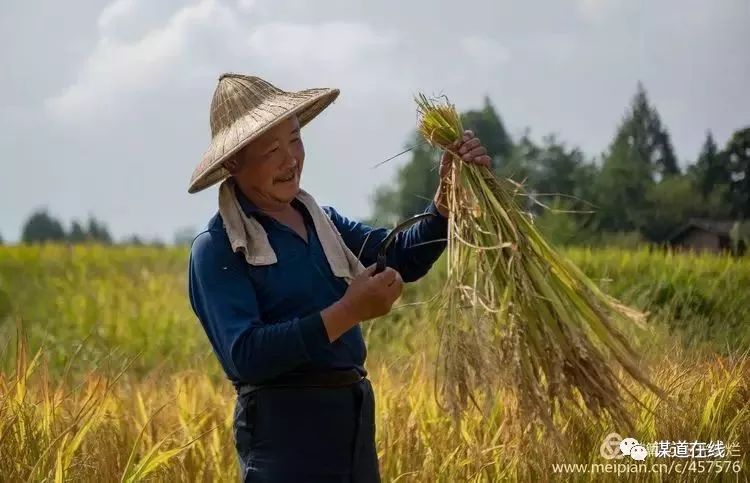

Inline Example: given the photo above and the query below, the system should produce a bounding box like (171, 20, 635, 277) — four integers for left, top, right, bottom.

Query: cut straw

(415, 93, 664, 433)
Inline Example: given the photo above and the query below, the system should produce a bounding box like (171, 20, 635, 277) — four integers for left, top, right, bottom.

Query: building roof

(666, 218, 736, 242)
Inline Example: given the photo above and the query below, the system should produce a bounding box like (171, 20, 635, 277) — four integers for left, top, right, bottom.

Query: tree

(21, 209, 67, 243)
(370, 131, 441, 223)
(68, 220, 88, 243)
(724, 127, 750, 218)
(570, 161, 600, 210)
(460, 96, 513, 170)
(533, 196, 594, 246)
(148, 237, 166, 248)
(642, 175, 713, 241)
(689, 131, 730, 199)
(122, 234, 145, 246)
(729, 221, 750, 256)
(594, 83, 680, 233)
(500, 132, 598, 224)
(528, 135, 589, 200)
(594, 130, 654, 232)
(0, 232, 4, 245)
(617, 83, 679, 180)
(369, 185, 401, 227)
(372, 97, 517, 224)
(497, 129, 536, 186)
(85, 216, 112, 244)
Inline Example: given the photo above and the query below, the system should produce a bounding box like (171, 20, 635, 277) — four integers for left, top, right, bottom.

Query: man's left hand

(439, 129, 492, 179)
(434, 130, 492, 217)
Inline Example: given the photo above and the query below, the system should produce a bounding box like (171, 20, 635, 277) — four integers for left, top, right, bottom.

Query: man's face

(227, 115, 305, 205)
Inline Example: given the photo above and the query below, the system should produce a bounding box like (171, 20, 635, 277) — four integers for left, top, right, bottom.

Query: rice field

(0, 245, 748, 481)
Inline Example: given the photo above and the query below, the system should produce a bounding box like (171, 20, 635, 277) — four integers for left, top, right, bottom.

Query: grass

(0, 244, 748, 481)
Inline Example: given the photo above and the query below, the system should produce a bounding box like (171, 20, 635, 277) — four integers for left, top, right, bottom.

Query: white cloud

(46, 0, 232, 122)
(529, 33, 577, 65)
(97, 0, 138, 32)
(577, 0, 620, 22)
(460, 35, 511, 65)
(46, 4, 398, 123)
(237, 0, 255, 13)
(242, 21, 401, 98)
(247, 22, 396, 66)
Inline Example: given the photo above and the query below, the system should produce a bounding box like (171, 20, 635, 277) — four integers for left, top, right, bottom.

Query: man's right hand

(341, 264, 404, 321)
(320, 264, 403, 342)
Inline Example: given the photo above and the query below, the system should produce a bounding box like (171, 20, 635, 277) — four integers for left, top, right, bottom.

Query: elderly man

(187, 74, 490, 483)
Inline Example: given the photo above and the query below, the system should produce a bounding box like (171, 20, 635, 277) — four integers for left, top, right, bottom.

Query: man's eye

(291, 137, 300, 143)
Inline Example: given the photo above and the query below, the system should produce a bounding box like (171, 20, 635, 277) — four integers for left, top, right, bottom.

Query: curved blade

(375, 213, 436, 274)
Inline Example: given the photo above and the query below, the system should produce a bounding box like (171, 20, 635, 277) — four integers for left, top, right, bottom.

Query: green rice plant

(414, 93, 664, 433)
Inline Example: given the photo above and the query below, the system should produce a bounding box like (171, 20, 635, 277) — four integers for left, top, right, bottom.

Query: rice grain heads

(415, 93, 664, 434)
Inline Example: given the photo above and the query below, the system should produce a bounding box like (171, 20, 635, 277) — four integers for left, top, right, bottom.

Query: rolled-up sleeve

(188, 230, 331, 384)
(323, 200, 448, 283)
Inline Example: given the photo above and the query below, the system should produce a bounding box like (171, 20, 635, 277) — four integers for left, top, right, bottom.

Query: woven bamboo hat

(188, 73, 340, 194)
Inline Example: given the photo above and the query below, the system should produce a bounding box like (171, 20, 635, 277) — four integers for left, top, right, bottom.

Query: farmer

(187, 73, 491, 483)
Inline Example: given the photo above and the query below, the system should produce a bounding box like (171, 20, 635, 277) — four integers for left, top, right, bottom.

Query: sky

(1, 0, 748, 243)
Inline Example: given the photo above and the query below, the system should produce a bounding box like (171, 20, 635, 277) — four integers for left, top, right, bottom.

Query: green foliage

(617, 82, 680, 179)
(528, 135, 587, 198)
(460, 96, 513, 169)
(725, 126, 750, 218)
(595, 130, 654, 232)
(568, 248, 750, 351)
(592, 231, 647, 249)
(730, 221, 750, 255)
(21, 209, 67, 243)
(20, 210, 112, 245)
(85, 216, 112, 244)
(506, 133, 600, 222)
(0, 245, 206, 378)
(689, 131, 731, 201)
(371, 132, 441, 223)
(593, 83, 684, 236)
(68, 220, 88, 243)
(641, 175, 714, 241)
(532, 196, 594, 246)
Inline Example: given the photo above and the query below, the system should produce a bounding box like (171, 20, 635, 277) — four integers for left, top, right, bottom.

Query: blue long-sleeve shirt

(188, 183, 448, 386)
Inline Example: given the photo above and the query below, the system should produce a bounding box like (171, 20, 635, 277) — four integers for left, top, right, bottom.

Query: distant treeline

(17, 211, 113, 244)
(369, 82, 749, 247)
(5, 210, 196, 247)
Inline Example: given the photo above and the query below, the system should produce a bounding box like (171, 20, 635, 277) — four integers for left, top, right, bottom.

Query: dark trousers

(233, 377, 380, 483)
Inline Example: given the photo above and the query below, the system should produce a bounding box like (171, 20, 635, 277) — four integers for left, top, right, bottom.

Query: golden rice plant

(0, 320, 220, 482)
(414, 93, 664, 433)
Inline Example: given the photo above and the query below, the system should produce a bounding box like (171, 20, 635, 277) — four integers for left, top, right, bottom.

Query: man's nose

(281, 148, 297, 169)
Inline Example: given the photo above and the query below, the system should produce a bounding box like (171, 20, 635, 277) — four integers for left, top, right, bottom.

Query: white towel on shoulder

(218, 178, 367, 284)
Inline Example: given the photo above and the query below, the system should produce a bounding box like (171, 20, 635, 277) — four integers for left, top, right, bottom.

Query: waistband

(234, 368, 366, 398)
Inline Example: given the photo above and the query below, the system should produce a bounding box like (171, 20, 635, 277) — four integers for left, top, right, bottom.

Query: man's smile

(275, 171, 297, 183)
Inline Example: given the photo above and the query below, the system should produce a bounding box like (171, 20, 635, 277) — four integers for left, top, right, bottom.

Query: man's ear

(224, 155, 239, 174)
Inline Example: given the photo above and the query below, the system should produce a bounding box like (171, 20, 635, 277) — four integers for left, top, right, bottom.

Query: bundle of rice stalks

(415, 93, 663, 433)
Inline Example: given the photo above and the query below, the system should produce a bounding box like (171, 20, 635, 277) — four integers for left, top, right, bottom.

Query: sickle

(374, 213, 436, 275)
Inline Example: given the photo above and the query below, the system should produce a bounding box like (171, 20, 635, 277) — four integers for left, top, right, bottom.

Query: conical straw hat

(188, 73, 339, 194)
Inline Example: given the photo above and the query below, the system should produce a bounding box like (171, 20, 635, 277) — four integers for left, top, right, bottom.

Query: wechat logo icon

(600, 433, 648, 461)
